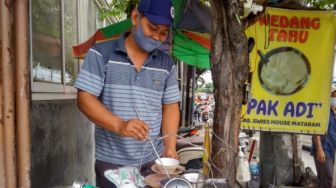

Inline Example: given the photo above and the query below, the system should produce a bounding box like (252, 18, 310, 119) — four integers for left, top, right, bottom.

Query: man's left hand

(163, 148, 178, 159)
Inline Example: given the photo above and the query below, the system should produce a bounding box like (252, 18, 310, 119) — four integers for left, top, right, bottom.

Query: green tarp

(173, 31, 210, 69)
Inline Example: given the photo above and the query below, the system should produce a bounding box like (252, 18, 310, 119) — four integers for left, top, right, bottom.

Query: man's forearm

(77, 90, 124, 133)
(162, 103, 180, 150)
(313, 135, 323, 151)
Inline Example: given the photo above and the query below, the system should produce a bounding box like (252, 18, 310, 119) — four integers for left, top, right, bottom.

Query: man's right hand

(117, 119, 150, 141)
(316, 148, 326, 163)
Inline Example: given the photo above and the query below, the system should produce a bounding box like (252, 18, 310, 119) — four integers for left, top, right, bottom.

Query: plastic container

(249, 155, 259, 175)
(249, 155, 260, 188)
(236, 146, 251, 183)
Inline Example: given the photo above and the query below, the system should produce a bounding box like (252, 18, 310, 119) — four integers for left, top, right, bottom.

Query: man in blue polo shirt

(311, 88, 336, 188)
(74, 0, 180, 187)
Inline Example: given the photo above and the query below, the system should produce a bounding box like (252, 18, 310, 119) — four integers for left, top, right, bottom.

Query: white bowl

(181, 173, 205, 188)
(155, 158, 179, 174)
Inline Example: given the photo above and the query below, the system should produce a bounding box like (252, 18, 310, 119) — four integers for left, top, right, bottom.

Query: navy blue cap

(138, 0, 174, 26)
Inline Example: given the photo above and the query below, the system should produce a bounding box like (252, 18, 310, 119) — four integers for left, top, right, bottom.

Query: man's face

(133, 10, 170, 42)
(331, 91, 336, 111)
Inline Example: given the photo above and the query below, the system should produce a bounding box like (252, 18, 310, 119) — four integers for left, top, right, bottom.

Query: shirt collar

(114, 32, 159, 59)
(115, 32, 128, 53)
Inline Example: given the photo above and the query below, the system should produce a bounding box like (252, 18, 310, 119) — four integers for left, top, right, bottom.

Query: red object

(72, 31, 119, 58)
(248, 139, 256, 162)
(183, 31, 211, 50)
(190, 129, 198, 136)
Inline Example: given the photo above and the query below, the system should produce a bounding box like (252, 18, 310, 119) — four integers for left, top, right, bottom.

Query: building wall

(30, 99, 95, 188)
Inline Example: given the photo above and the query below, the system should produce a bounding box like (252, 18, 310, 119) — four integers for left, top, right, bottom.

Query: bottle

(202, 123, 211, 177)
(236, 146, 251, 184)
(249, 155, 260, 188)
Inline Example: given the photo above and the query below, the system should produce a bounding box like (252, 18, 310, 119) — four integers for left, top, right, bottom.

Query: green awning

(173, 31, 210, 69)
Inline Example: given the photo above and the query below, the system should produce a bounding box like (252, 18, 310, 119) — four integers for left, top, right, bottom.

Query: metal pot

(160, 178, 193, 188)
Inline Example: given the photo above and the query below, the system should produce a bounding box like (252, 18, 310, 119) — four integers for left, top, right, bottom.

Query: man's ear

(131, 9, 139, 26)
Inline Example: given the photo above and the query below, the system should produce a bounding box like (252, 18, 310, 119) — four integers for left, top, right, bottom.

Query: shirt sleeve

(74, 48, 106, 97)
(162, 65, 181, 104)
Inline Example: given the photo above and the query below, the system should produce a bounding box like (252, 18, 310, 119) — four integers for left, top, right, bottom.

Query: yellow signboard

(242, 8, 336, 134)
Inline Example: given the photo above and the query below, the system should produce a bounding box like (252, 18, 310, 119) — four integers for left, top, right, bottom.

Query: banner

(242, 8, 336, 134)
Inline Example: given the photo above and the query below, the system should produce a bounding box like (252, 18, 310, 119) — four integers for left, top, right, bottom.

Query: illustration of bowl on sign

(258, 47, 310, 95)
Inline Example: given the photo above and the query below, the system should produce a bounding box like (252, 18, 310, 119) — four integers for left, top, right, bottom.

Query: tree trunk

(210, 0, 249, 186)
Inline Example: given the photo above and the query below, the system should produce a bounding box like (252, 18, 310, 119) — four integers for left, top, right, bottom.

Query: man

(311, 88, 336, 188)
(74, 0, 180, 187)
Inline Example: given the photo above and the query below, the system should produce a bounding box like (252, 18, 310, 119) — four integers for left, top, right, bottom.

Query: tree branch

(242, 11, 265, 30)
(242, 0, 267, 30)
(242, 0, 329, 30)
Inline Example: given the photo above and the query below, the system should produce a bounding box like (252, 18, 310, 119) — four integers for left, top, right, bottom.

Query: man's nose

(152, 33, 160, 41)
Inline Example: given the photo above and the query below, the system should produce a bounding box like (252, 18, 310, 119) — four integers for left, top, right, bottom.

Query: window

(31, 0, 110, 99)
(31, 0, 63, 84)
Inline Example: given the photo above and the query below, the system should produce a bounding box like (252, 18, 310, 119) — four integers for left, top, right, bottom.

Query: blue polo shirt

(74, 33, 180, 165)
(311, 109, 336, 161)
